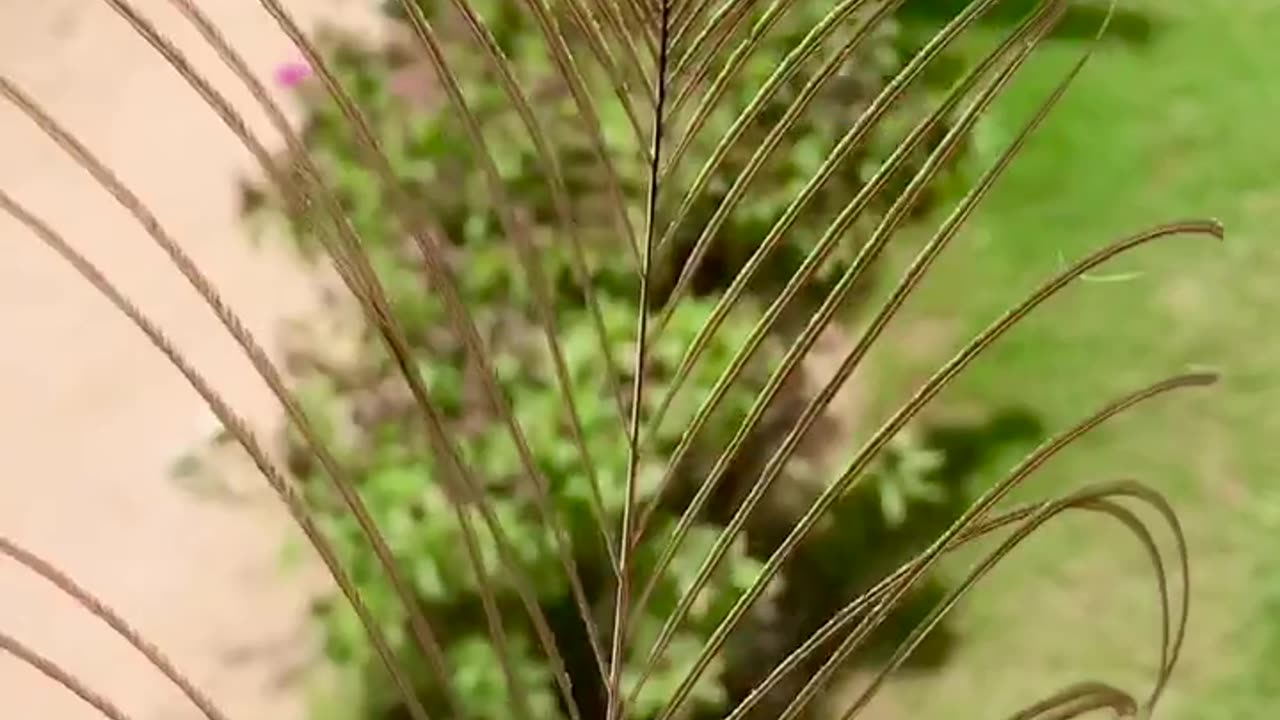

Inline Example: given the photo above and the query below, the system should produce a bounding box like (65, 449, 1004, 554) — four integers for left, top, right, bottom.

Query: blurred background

(0, 0, 1275, 719)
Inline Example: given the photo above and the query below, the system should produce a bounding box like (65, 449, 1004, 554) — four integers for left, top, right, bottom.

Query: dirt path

(0, 2, 379, 718)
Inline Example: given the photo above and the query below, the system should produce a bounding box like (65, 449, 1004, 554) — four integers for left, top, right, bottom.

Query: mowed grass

(841, 1, 1280, 717)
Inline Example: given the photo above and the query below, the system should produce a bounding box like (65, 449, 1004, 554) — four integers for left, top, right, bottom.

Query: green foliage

(238, 3, 966, 719)
(863, 428, 948, 528)
(361, 0, 960, 299)
(266, 33, 774, 720)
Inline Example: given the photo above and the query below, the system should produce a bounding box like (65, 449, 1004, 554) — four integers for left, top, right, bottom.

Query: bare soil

(0, 2, 381, 717)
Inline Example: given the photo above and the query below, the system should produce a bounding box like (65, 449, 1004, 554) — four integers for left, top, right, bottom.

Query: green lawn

(851, 1, 1280, 717)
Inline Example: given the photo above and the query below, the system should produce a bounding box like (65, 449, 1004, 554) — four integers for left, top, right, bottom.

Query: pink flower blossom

(274, 61, 312, 89)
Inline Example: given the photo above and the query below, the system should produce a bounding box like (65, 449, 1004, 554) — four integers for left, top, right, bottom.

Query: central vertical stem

(608, 0, 673, 718)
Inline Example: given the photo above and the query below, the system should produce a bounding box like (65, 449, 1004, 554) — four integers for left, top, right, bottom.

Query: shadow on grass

(715, 406, 1044, 718)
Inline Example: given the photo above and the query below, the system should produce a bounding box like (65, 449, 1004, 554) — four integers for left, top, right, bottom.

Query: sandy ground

(0, 1, 381, 718)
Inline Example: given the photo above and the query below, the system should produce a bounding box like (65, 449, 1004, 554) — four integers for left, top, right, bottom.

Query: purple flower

(274, 61, 313, 89)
